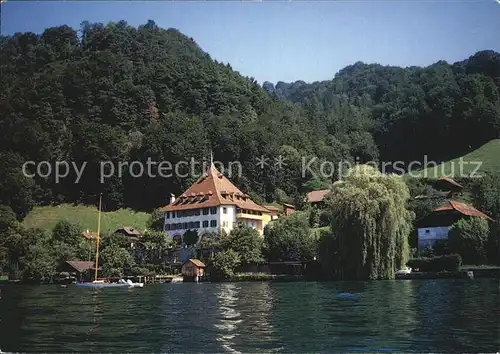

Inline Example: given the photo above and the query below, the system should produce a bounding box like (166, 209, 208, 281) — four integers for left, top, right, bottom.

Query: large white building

(162, 162, 275, 243)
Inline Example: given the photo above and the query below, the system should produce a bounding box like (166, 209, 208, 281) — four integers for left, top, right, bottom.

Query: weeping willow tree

(326, 165, 412, 280)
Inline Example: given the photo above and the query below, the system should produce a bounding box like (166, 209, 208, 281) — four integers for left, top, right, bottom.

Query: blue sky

(2, 1, 500, 83)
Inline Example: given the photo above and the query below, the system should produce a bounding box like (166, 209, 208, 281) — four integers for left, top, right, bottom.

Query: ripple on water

(1, 280, 499, 353)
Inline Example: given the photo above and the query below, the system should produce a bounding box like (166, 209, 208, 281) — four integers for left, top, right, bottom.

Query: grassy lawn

(23, 204, 150, 234)
(412, 139, 500, 178)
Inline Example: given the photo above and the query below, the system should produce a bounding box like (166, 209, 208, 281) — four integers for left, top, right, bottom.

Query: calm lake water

(1, 280, 499, 353)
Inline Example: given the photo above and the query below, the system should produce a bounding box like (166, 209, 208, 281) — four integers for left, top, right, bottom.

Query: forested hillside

(1, 20, 499, 218)
(265, 51, 500, 164)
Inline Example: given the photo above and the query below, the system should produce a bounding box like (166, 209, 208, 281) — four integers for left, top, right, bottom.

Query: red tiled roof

(264, 206, 279, 216)
(433, 200, 493, 221)
(306, 189, 331, 203)
(185, 259, 205, 268)
(438, 177, 464, 189)
(162, 163, 270, 213)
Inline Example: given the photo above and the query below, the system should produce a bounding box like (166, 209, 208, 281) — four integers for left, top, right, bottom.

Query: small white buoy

(467, 271, 474, 279)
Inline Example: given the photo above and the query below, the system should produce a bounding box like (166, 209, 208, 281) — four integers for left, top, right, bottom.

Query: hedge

(407, 254, 462, 272)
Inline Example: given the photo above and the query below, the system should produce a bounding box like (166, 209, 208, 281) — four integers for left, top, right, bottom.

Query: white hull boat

(124, 279, 144, 288)
(396, 266, 412, 275)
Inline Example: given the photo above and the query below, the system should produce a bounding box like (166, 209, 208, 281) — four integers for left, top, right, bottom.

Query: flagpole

(94, 194, 102, 281)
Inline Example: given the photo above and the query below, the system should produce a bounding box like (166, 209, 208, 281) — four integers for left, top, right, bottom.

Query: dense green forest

(1, 20, 499, 219)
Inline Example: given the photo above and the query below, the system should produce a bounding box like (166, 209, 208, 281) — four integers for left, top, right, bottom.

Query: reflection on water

(215, 282, 282, 353)
(1, 280, 498, 353)
(215, 283, 241, 352)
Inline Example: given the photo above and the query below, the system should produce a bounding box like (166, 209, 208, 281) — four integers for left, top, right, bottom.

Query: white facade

(164, 206, 222, 240)
(417, 226, 451, 249)
(219, 205, 236, 234)
(164, 204, 267, 242)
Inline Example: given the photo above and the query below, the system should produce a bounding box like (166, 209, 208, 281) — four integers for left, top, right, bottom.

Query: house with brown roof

(162, 161, 274, 243)
(115, 226, 142, 237)
(305, 189, 331, 207)
(264, 205, 280, 220)
(61, 261, 101, 282)
(81, 230, 98, 240)
(417, 200, 493, 249)
(114, 226, 142, 242)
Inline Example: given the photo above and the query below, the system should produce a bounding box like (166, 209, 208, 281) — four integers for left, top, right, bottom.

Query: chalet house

(114, 226, 142, 247)
(263, 204, 296, 219)
(417, 200, 493, 249)
(162, 162, 274, 244)
(305, 189, 331, 207)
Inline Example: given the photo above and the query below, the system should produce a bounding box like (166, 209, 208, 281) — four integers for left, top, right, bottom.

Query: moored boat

(76, 279, 130, 288)
(76, 194, 133, 289)
(396, 266, 412, 275)
(123, 279, 144, 288)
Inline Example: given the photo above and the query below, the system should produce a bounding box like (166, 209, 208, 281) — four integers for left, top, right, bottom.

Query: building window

(195, 221, 200, 228)
(165, 224, 171, 231)
(188, 222, 194, 229)
(203, 220, 209, 228)
(177, 223, 182, 230)
(223, 207, 227, 214)
(203, 208, 209, 215)
(172, 211, 176, 218)
(210, 207, 217, 215)
(166, 212, 170, 219)
(194, 209, 200, 216)
(210, 220, 217, 227)
(183, 222, 188, 229)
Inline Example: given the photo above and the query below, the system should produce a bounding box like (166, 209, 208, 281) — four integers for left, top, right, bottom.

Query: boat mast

(94, 194, 102, 281)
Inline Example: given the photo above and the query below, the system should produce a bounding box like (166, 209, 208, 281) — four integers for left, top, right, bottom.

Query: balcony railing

(236, 212, 264, 220)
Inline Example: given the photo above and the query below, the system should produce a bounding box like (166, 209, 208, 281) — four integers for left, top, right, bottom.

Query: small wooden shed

(181, 259, 205, 278)
(62, 260, 100, 281)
